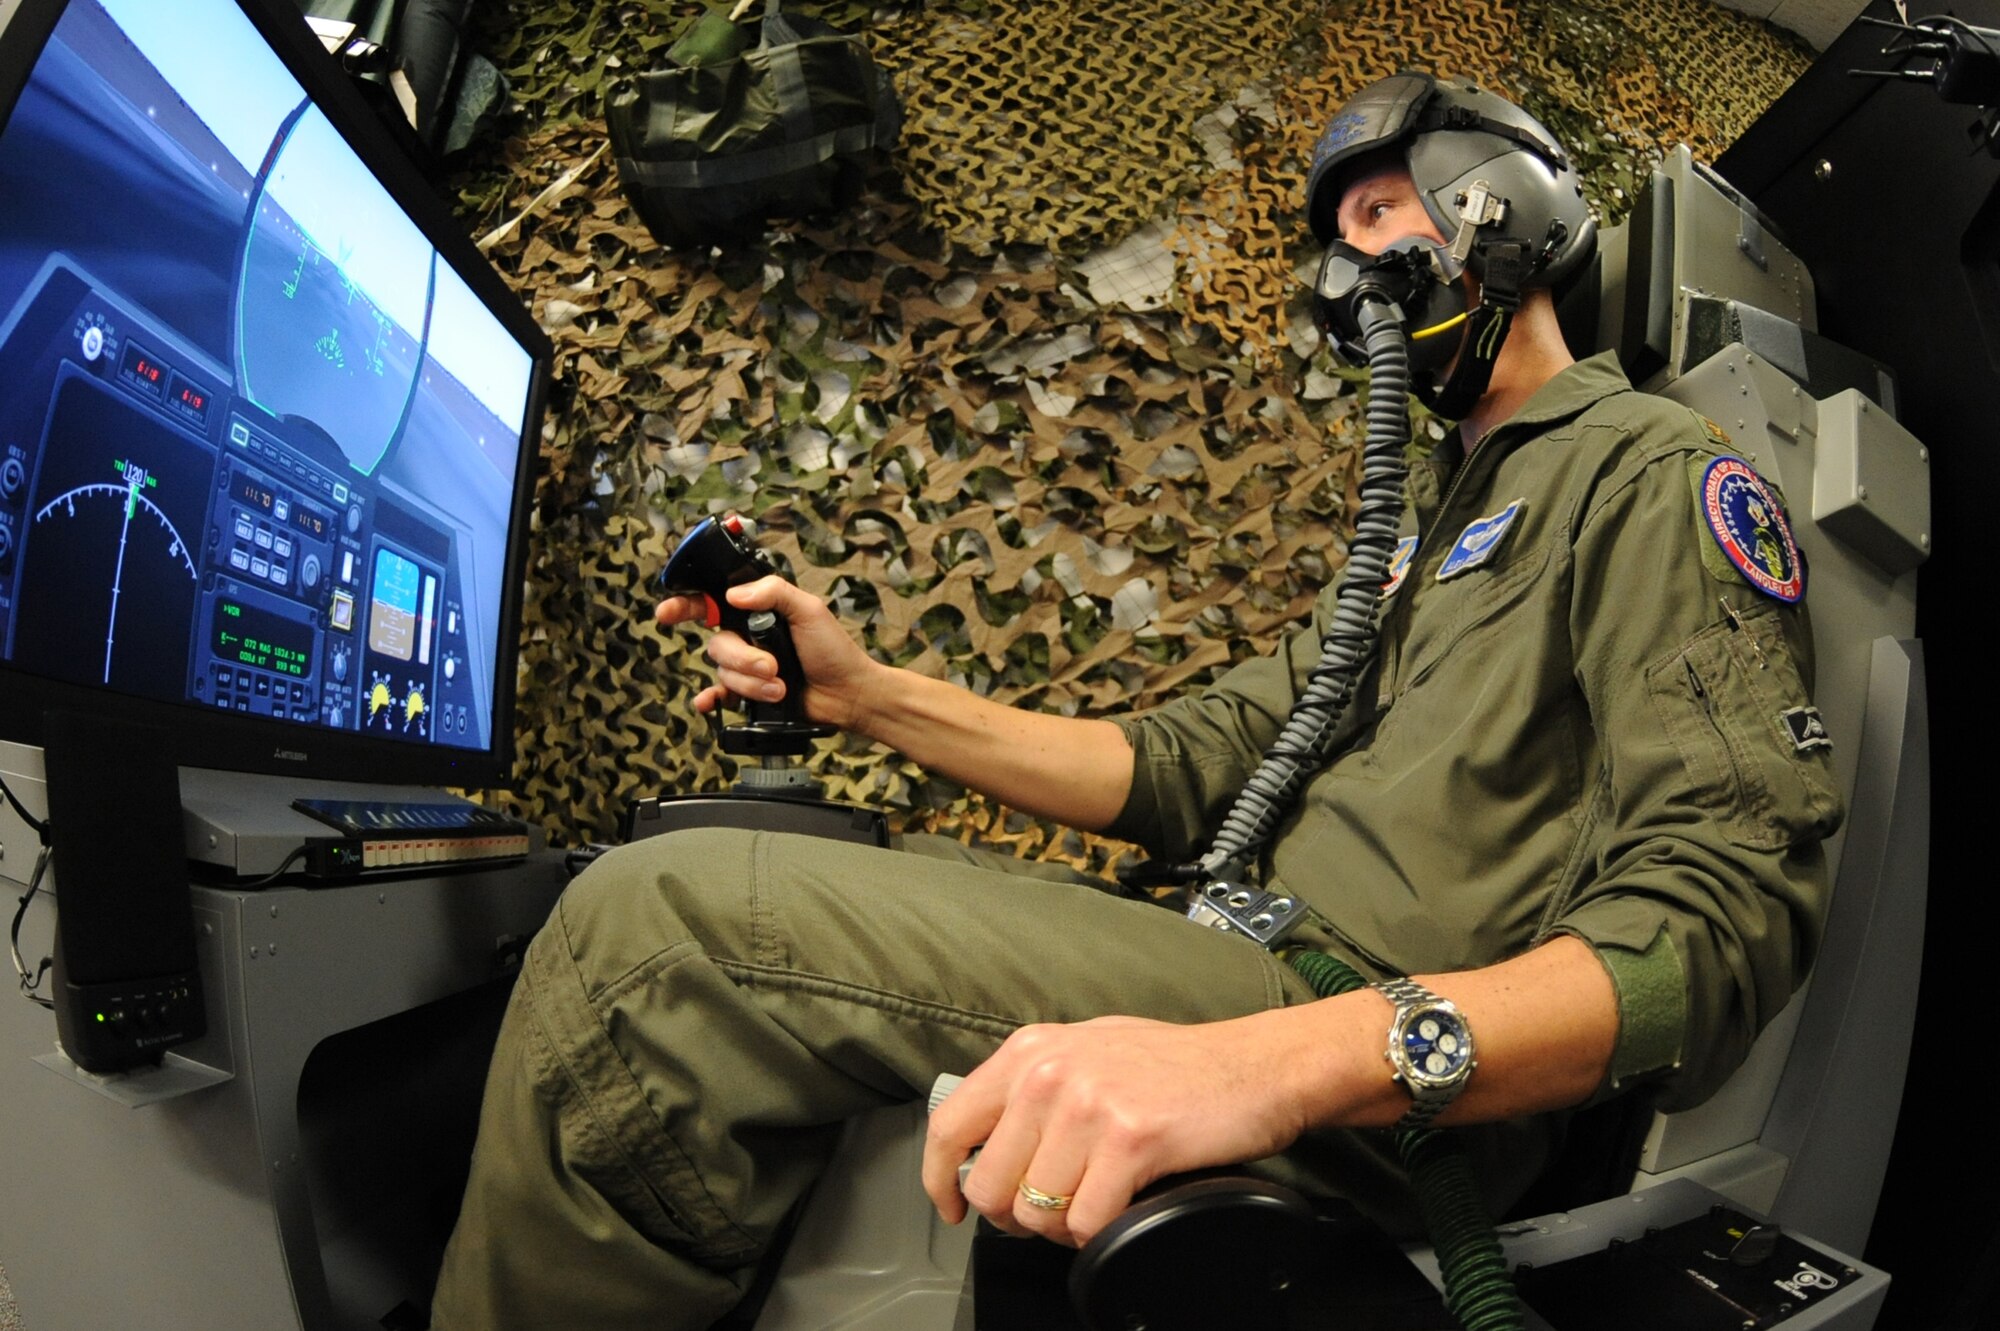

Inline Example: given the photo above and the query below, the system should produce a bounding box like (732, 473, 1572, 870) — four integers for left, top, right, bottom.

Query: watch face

(1396, 1005, 1473, 1089)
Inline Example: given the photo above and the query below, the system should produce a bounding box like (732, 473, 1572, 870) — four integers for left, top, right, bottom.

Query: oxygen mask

(1311, 237, 1469, 374)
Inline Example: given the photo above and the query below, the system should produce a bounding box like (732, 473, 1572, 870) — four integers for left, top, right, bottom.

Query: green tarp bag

(605, 0, 902, 249)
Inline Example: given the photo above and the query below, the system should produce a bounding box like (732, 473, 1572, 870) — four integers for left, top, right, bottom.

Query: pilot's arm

(656, 576, 1137, 827)
(924, 429, 1839, 1244)
(1550, 436, 1839, 1111)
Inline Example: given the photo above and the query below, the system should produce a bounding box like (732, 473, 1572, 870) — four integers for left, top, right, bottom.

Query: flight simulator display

(0, 0, 538, 773)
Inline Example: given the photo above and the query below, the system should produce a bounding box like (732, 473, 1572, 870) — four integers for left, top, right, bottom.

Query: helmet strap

(1419, 240, 1526, 419)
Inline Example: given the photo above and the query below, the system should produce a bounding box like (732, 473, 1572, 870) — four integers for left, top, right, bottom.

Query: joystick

(654, 513, 833, 760)
(629, 513, 887, 850)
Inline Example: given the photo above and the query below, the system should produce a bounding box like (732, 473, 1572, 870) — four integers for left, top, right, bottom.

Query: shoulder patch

(1699, 457, 1804, 603)
(1381, 535, 1418, 599)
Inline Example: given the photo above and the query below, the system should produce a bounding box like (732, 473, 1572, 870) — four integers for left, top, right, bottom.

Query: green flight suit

(1111, 351, 1839, 1108)
(432, 353, 1838, 1330)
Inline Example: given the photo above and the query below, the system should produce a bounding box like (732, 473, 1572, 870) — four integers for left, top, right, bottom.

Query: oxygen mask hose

(1198, 296, 1413, 880)
(1204, 297, 1529, 1330)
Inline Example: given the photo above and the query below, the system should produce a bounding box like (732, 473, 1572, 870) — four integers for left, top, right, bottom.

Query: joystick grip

(655, 513, 770, 627)
(656, 514, 832, 756)
(742, 610, 813, 729)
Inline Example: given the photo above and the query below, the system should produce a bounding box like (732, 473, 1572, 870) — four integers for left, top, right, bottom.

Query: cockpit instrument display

(0, 0, 547, 785)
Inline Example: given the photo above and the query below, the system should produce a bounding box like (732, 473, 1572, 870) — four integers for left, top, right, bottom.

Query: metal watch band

(1374, 976, 1440, 1009)
(1372, 976, 1465, 1133)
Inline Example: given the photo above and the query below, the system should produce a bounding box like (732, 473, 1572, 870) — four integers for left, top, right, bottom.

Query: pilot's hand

(654, 575, 878, 731)
(921, 1014, 1313, 1248)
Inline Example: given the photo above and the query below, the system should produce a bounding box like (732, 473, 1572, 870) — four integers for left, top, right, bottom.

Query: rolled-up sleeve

(1557, 448, 1841, 1110)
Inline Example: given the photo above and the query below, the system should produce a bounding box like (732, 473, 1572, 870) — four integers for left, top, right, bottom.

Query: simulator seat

(736, 146, 1927, 1331)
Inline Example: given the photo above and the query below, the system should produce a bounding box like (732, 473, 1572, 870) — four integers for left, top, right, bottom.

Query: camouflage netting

(447, 0, 1812, 867)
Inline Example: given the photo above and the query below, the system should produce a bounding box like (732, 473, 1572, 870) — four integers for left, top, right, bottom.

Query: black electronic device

(653, 512, 832, 758)
(631, 512, 885, 847)
(289, 796, 532, 876)
(41, 710, 205, 1074)
(0, 0, 550, 793)
(1515, 1203, 1862, 1330)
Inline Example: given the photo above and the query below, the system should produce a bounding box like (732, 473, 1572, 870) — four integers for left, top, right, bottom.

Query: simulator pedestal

(0, 740, 567, 1331)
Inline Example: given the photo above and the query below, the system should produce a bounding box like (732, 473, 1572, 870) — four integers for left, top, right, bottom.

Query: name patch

(1381, 535, 1418, 598)
(1782, 706, 1832, 752)
(1436, 499, 1525, 581)
(1701, 457, 1804, 603)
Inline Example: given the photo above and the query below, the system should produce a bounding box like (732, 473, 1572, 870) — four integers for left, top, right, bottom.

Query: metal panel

(0, 740, 567, 1331)
(1765, 640, 1928, 1255)
(1812, 393, 1933, 575)
(754, 1102, 976, 1331)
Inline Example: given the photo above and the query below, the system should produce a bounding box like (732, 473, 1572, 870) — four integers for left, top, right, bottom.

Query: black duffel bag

(605, 0, 902, 249)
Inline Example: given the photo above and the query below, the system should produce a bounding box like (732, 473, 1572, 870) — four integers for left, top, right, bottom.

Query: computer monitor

(0, 0, 549, 788)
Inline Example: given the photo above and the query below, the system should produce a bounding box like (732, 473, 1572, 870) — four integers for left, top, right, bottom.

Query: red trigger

(702, 594, 722, 628)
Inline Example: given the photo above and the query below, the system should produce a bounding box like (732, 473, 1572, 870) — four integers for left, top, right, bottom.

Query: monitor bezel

(0, 0, 551, 789)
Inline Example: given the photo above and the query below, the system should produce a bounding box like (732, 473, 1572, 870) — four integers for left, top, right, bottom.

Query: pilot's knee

(551, 827, 764, 976)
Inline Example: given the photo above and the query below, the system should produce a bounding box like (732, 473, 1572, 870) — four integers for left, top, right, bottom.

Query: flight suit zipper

(1685, 649, 1754, 804)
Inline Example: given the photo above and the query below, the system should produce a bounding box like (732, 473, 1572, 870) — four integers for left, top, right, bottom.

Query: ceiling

(1715, 0, 1874, 48)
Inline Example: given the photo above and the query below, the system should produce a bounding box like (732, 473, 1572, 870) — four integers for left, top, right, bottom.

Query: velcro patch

(1782, 706, 1832, 752)
(1700, 457, 1804, 603)
(1436, 499, 1524, 581)
(1381, 535, 1418, 599)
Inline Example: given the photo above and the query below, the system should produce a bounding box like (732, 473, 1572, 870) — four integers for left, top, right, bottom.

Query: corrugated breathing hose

(1199, 293, 1528, 1330)
(1289, 950, 1527, 1331)
(1196, 297, 1413, 882)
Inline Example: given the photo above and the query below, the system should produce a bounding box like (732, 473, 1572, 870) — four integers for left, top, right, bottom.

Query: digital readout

(166, 373, 210, 428)
(119, 341, 165, 398)
(235, 473, 276, 514)
(213, 599, 313, 677)
(290, 504, 327, 539)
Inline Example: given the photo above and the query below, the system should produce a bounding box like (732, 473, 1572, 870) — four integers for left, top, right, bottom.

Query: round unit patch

(1701, 457, 1804, 603)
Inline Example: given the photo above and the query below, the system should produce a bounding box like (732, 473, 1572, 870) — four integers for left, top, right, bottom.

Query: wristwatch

(1372, 977, 1477, 1131)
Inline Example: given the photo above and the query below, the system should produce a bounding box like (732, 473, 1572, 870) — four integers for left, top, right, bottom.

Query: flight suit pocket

(1394, 541, 1548, 698)
(1646, 613, 1842, 851)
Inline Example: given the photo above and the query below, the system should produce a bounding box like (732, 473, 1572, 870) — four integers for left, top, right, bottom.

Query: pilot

(431, 73, 1839, 1331)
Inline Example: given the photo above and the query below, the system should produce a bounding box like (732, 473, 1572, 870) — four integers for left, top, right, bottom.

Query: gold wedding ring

(1018, 1182, 1074, 1211)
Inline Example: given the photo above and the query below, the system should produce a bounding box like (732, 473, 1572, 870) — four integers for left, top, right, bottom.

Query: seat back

(1587, 147, 1929, 1256)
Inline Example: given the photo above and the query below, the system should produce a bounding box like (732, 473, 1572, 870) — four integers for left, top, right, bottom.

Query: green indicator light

(95, 1013, 105, 1022)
